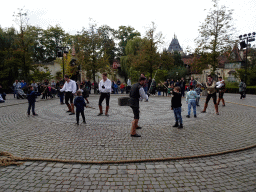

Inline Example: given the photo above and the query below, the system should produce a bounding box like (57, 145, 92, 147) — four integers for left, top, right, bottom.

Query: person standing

(171, 86, 183, 128)
(60, 75, 77, 115)
(13, 80, 21, 98)
(239, 79, 246, 99)
(216, 77, 225, 106)
(127, 77, 132, 94)
(98, 72, 112, 116)
(74, 90, 86, 125)
(189, 77, 196, 88)
(180, 77, 186, 97)
(186, 85, 199, 118)
(27, 86, 38, 116)
(201, 75, 219, 115)
(129, 76, 148, 137)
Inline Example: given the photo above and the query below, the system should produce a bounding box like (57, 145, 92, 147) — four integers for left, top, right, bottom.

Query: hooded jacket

(74, 96, 86, 112)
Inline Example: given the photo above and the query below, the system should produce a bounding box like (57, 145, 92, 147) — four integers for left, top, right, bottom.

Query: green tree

(195, 0, 235, 72)
(75, 22, 110, 89)
(116, 26, 141, 57)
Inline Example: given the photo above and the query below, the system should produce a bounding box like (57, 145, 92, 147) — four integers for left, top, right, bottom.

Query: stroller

(17, 88, 27, 99)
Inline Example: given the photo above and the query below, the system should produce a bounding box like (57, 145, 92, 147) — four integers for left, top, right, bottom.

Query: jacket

(186, 90, 198, 101)
(129, 83, 148, 107)
(74, 96, 86, 112)
(27, 90, 36, 103)
(171, 92, 182, 108)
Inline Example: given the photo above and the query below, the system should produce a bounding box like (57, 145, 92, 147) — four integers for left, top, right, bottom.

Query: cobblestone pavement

(0, 93, 256, 191)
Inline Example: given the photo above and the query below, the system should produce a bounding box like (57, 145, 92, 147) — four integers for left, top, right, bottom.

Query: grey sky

(1, 0, 256, 52)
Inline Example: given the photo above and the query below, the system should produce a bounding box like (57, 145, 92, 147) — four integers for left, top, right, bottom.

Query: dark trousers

(76, 111, 85, 123)
(27, 102, 35, 115)
(59, 92, 64, 103)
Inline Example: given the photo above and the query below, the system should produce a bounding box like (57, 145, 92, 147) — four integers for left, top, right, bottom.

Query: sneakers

(194, 115, 197, 118)
(186, 115, 190, 118)
(33, 114, 38, 116)
(178, 124, 183, 129)
(83, 121, 86, 124)
(69, 113, 75, 115)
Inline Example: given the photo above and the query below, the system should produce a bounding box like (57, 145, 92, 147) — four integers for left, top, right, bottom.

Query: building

(167, 34, 183, 54)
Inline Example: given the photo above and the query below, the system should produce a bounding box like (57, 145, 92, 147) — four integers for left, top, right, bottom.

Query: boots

(67, 104, 72, 112)
(173, 122, 179, 127)
(215, 104, 219, 115)
(98, 105, 103, 116)
(105, 106, 109, 116)
(201, 103, 207, 113)
(71, 103, 75, 113)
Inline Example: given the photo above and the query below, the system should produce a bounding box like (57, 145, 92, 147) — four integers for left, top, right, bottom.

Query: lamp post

(18, 69, 22, 81)
(56, 47, 69, 78)
(239, 32, 256, 84)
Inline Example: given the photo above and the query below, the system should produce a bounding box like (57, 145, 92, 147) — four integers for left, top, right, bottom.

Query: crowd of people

(0, 74, 249, 137)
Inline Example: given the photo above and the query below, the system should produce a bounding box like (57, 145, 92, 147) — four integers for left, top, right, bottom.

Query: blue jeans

(173, 107, 182, 124)
(143, 87, 148, 94)
(188, 100, 196, 116)
(27, 102, 35, 115)
(158, 91, 161, 96)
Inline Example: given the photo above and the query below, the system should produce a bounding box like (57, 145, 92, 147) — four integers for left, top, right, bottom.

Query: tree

(75, 22, 110, 89)
(13, 8, 33, 82)
(195, 0, 235, 72)
(116, 26, 141, 57)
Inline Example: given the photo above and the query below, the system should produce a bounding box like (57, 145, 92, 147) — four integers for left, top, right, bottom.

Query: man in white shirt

(60, 75, 77, 115)
(98, 72, 112, 116)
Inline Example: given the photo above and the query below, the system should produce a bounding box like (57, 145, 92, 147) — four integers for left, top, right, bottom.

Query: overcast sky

(1, 0, 256, 52)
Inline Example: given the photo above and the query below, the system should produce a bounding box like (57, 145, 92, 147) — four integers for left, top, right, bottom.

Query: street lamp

(56, 47, 69, 78)
(239, 32, 256, 83)
(18, 69, 22, 81)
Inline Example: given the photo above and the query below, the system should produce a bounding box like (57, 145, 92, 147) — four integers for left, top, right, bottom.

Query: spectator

(13, 80, 21, 98)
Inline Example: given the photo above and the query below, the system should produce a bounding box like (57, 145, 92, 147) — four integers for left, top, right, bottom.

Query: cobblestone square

(0, 93, 256, 191)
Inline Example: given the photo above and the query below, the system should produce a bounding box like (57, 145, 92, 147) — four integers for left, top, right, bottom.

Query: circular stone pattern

(1, 94, 256, 162)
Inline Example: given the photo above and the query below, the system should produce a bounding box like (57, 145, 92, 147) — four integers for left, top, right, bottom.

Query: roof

(167, 34, 183, 53)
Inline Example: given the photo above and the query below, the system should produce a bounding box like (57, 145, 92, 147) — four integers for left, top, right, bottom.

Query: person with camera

(98, 72, 112, 116)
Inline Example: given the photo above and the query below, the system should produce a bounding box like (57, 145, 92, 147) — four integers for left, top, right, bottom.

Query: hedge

(225, 86, 256, 94)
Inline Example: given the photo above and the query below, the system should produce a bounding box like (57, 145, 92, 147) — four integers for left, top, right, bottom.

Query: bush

(225, 86, 256, 94)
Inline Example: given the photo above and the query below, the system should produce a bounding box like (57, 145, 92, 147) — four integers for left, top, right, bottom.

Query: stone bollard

(118, 97, 130, 106)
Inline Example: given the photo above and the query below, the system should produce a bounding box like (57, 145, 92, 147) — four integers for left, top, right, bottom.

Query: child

(27, 85, 38, 116)
(195, 84, 202, 106)
(74, 90, 86, 125)
(171, 86, 183, 128)
(186, 85, 199, 118)
(167, 85, 173, 97)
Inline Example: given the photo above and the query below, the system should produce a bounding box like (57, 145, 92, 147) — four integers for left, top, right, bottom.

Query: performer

(60, 75, 77, 115)
(216, 76, 225, 106)
(129, 76, 148, 137)
(201, 75, 219, 115)
(98, 72, 112, 116)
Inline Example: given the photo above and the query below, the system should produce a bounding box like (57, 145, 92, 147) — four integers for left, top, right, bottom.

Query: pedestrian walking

(171, 86, 183, 128)
(239, 79, 246, 99)
(98, 72, 112, 116)
(129, 76, 148, 137)
(74, 90, 86, 125)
